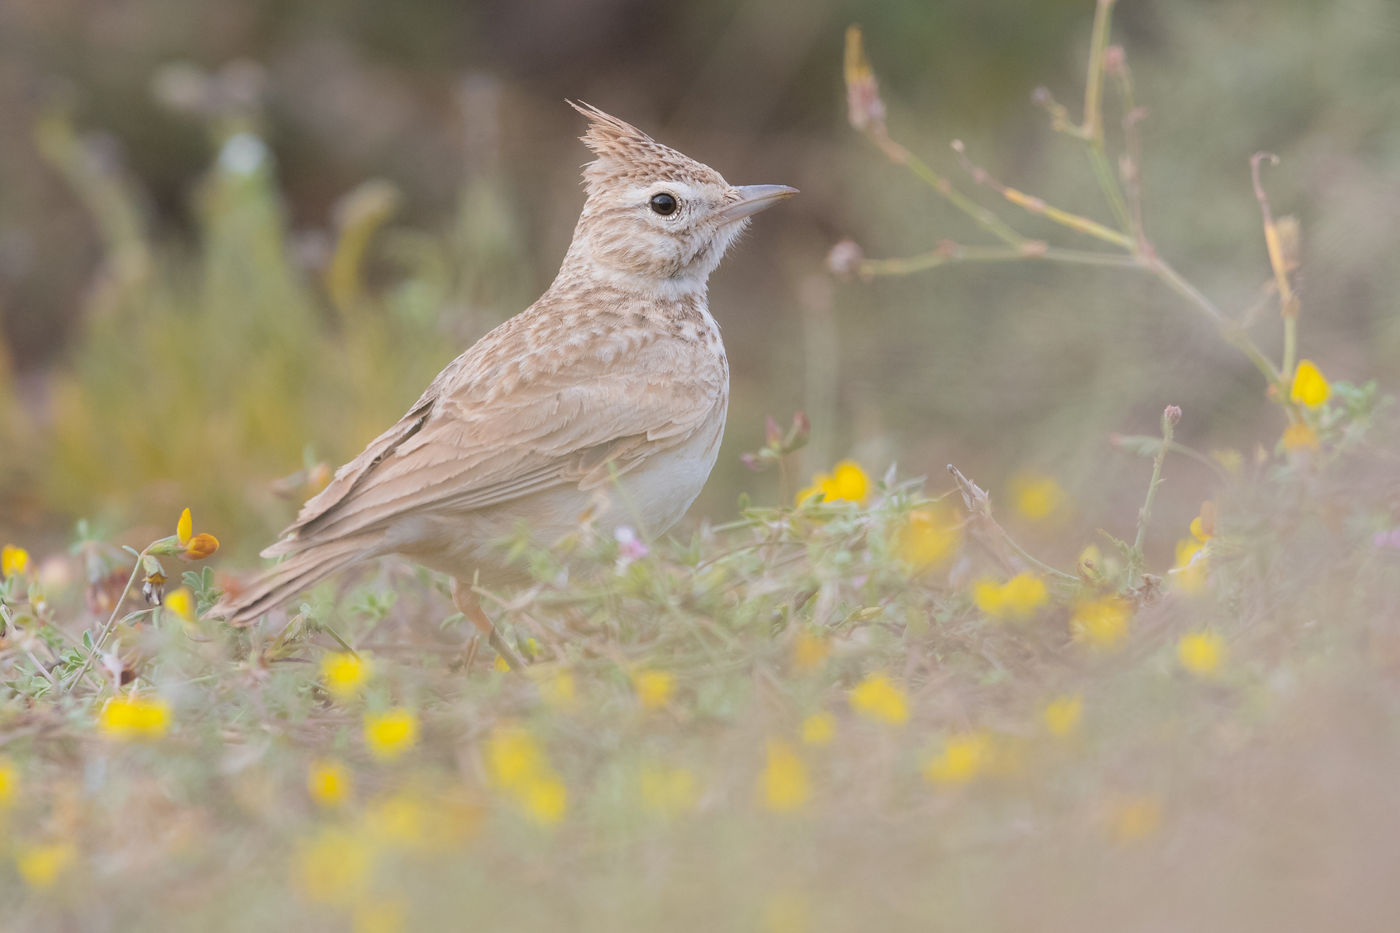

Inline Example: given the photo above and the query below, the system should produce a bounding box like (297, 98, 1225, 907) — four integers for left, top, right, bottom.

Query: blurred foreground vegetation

(2, 0, 1400, 929)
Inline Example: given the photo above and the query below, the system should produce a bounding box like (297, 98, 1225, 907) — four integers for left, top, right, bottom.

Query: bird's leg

(450, 578, 526, 671)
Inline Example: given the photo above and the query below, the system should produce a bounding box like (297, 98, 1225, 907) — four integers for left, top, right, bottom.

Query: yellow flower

(1002, 573, 1048, 616)
(791, 629, 830, 671)
(1172, 538, 1208, 594)
(759, 741, 810, 812)
(0, 758, 16, 808)
(1, 544, 30, 578)
(483, 725, 567, 824)
(848, 673, 908, 725)
(183, 533, 220, 561)
(174, 508, 220, 560)
(485, 726, 545, 789)
(633, 669, 675, 710)
(363, 708, 418, 761)
(307, 760, 351, 808)
(640, 765, 699, 818)
(1290, 359, 1330, 408)
(1177, 631, 1226, 677)
(924, 732, 991, 785)
(295, 826, 374, 903)
(971, 577, 1004, 615)
(520, 774, 568, 825)
(1281, 421, 1319, 452)
(15, 842, 75, 890)
(321, 651, 372, 701)
(354, 899, 407, 933)
(1070, 597, 1131, 649)
(1041, 694, 1084, 737)
(972, 573, 1048, 621)
(800, 712, 836, 746)
(896, 504, 961, 570)
(99, 695, 171, 740)
(164, 587, 196, 624)
(796, 459, 870, 506)
(1107, 794, 1163, 843)
(1010, 471, 1066, 522)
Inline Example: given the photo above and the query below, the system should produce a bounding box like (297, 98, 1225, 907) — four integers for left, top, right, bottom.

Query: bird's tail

(211, 537, 372, 626)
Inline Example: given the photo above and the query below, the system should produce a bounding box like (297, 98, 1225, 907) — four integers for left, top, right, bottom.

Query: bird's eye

(649, 192, 679, 216)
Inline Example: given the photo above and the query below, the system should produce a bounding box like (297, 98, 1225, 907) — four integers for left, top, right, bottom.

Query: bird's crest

(568, 101, 722, 194)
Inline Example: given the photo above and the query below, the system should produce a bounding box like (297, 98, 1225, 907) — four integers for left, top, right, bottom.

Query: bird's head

(563, 102, 796, 295)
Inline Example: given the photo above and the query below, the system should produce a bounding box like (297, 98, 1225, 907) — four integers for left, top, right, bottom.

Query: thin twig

(858, 242, 1138, 277)
(866, 136, 1027, 247)
(1131, 407, 1178, 581)
(63, 547, 149, 692)
(950, 141, 1135, 250)
(946, 464, 1077, 583)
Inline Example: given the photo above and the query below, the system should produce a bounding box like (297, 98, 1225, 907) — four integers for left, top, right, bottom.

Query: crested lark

(215, 103, 796, 652)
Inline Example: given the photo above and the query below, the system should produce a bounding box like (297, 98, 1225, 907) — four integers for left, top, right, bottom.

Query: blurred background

(1, 0, 1397, 565)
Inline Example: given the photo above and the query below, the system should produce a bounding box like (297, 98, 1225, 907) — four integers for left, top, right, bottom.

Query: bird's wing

(263, 333, 721, 555)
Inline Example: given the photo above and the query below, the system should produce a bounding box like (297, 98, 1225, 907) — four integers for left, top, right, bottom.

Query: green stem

(1282, 314, 1297, 385)
(859, 245, 1138, 277)
(1081, 0, 1118, 143)
(321, 621, 359, 657)
(64, 547, 150, 692)
(887, 143, 1027, 247)
(1086, 144, 1133, 233)
(1131, 409, 1175, 568)
(1145, 256, 1281, 387)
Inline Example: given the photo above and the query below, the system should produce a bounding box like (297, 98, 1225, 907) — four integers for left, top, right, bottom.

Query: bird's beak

(717, 184, 799, 224)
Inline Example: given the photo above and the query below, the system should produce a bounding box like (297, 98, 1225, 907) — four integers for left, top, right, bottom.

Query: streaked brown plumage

(213, 104, 796, 648)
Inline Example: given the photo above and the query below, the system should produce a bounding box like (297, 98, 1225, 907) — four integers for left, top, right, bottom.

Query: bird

(213, 102, 797, 664)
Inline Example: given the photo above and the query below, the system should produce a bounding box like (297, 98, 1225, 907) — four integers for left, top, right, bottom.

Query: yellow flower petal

(520, 774, 568, 825)
(633, 669, 675, 710)
(181, 532, 220, 560)
(1289, 359, 1330, 408)
(176, 508, 193, 547)
(1177, 631, 1226, 677)
(1, 544, 30, 579)
(99, 695, 171, 740)
(1071, 597, 1131, 649)
(320, 651, 372, 702)
(796, 461, 871, 506)
(15, 842, 75, 890)
(485, 726, 545, 790)
(0, 759, 16, 808)
(973, 573, 1047, 620)
(363, 708, 418, 761)
(759, 741, 810, 812)
(307, 760, 352, 808)
(924, 732, 991, 784)
(1000, 573, 1048, 618)
(896, 505, 961, 570)
(164, 587, 195, 624)
(824, 460, 870, 503)
(1042, 694, 1083, 737)
(848, 673, 908, 725)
